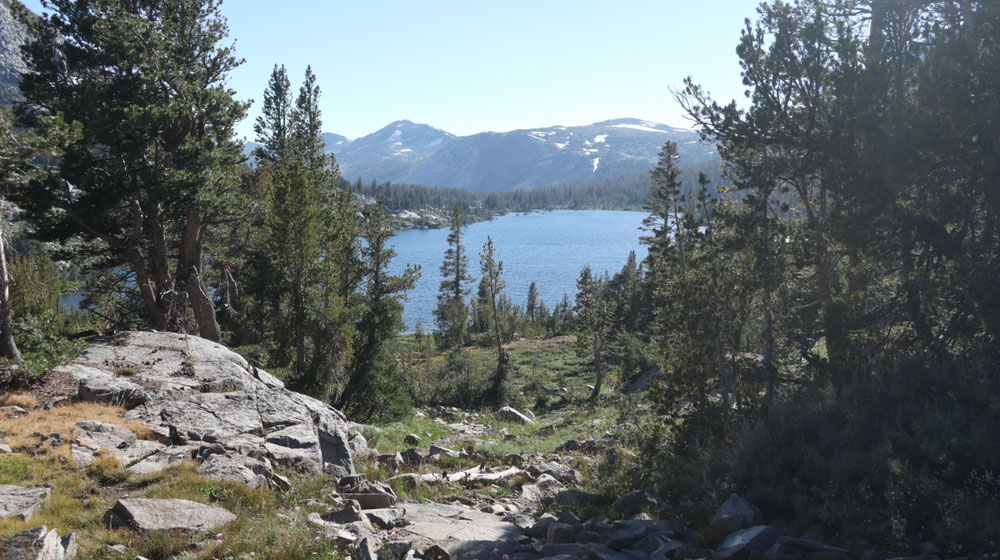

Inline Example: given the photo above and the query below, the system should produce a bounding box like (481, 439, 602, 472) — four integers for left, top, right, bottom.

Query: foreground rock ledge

(104, 498, 236, 531)
(52, 331, 355, 480)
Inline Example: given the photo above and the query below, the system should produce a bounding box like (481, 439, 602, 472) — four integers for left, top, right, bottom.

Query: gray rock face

(0, 485, 51, 521)
(547, 522, 579, 544)
(104, 498, 237, 531)
(496, 406, 536, 425)
(53, 331, 354, 480)
(1, 525, 77, 560)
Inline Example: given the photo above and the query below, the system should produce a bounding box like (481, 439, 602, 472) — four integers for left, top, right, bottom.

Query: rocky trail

(0, 332, 937, 560)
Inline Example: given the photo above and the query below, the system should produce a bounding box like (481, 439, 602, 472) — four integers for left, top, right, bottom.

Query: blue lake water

(388, 209, 648, 331)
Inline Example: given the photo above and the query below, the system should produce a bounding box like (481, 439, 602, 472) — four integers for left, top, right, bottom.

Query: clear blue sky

(20, 0, 759, 141)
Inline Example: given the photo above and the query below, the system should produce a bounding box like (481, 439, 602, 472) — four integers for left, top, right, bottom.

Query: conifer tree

(574, 266, 612, 402)
(12, 0, 248, 341)
(253, 65, 292, 163)
(434, 204, 472, 348)
(479, 237, 508, 404)
(526, 281, 539, 322)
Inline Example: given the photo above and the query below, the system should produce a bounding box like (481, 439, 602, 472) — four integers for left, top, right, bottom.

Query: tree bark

(179, 208, 221, 342)
(0, 226, 21, 360)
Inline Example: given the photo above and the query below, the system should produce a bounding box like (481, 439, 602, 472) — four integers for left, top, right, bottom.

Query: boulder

(525, 514, 558, 538)
(323, 504, 368, 525)
(104, 498, 237, 531)
(607, 526, 648, 550)
(553, 489, 604, 508)
(367, 508, 408, 529)
(0, 485, 51, 521)
(404, 433, 422, 445)
(546, 522, 578, 544)
(496, 406, 535, 425)
(1, 525, 77, 560)
(527, 463, 582, 485)
(674, 548, 715, 560)
(428, 444, 460, 458)
(612, 490, 659, 518)
(715, 526, 780, 560)
(710, 494, 760, 535)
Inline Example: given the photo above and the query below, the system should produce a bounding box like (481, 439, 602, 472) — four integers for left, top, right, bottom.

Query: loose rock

(104, 498, 237, 531)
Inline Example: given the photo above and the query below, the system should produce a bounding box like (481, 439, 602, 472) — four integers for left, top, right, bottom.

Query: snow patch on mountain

(611, 123, 670, 134)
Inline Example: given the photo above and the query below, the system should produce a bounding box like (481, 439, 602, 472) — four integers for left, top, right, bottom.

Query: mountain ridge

(307, 117, 717, 192)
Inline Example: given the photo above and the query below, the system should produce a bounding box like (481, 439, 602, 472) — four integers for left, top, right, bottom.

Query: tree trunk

(589, 333, 603, 402)
(179, 208, 221, 342)
(489, 286, 507, 402)
(0, 227, 21, 360)
(130, 201, 169, 331)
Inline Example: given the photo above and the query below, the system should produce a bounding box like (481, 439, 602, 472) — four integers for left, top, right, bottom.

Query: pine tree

(12, 0, 248, 341)
(574, 266, 612, 402)
(253, 65, 292, 163)
(434, 204, 472, 348)
(479, 237, 508, 404)
(526, 281, 539, 322)
(339, 203, 419, 419)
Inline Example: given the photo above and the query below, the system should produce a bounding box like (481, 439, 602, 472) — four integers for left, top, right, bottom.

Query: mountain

(330, 118, 716, 192)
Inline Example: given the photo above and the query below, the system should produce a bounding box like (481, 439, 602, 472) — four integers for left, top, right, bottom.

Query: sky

(19, 0, 760, 141)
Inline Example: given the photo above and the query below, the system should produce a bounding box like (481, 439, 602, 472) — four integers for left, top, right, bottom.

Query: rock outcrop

(53, 331, 354, 481)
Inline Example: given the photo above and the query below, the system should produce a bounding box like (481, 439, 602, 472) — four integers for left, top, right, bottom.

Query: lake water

(388, 209, 648, 331)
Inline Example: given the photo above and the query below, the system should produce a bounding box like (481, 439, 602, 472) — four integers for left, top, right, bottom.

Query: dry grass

(0, 392, 39, 408)
(0, 401, 157, 452)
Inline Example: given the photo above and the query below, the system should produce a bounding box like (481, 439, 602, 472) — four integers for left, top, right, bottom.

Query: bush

(638, 357, 1000, 551)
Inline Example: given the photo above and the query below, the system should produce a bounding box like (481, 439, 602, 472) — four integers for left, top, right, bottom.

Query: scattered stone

(651, 540, 686, 560)
(402, 448, 424, 466)
(1, 525, 77, 560)
(428, 444, 459, 458)
(546, 522, 578, 544)
(367, 508, 408, 529)
(525, 514, 558, 538)
(0, 405, 27, 414)
(104, 498, 236, 531)
(674, 548, 716, 560)
(0, 441, 11, 454)
(709, 494, 760, 536)
(404, 433, 422, 445)
(607, 525, 648, 550)
(612, 490, 659, 518)
(557, 511, 581, 525)
(773, 536, 848, 555)
(0, 485, 51, 521)
(378, 540, 413, 560)
(323, 504, 366, 524)
(527, 462, 582, 485)
(496, 406, 535, 425)
(715, 525, 780, 560)
(424, 544, 451, 560)
(553, 489, 604, 508)
(379, 452, 405, 469)
(340, 492, 397, 510)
